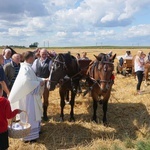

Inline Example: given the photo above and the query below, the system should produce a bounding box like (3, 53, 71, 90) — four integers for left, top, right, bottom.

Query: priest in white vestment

(9, 51, 47, 142)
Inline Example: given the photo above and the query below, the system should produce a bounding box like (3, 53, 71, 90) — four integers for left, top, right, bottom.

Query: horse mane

(95, 53, 116, 63)
(58, 53, 72, 66)
(95, 53, 109, 62)
(58, 53, 80, 77)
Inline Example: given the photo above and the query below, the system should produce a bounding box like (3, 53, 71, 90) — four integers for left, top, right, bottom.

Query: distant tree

(29, 42, 39, 48)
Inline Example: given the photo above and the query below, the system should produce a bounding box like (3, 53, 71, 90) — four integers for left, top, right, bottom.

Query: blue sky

(0, 0, 150, 47)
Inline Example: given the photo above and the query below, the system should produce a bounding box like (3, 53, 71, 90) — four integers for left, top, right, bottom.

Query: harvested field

(2, 48, 150, 150)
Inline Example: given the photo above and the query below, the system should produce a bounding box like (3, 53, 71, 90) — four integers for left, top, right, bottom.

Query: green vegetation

(0, 45, 150, 49)
(136, 140, 150, 150)
(124, 138, 135, 149)
(41, 46, 150, 49)
(29, 42, 39, 48)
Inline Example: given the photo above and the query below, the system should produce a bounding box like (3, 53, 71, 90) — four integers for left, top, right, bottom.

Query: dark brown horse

(85, 53, 116, 125)
(47, 53, 81, 121)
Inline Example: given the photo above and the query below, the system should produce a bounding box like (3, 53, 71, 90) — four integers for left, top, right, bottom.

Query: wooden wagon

(116, 55, 133, 76)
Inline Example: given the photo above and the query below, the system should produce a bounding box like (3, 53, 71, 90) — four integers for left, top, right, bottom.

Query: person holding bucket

(9, 51, 48, 143)
(0, 83, 22, 150)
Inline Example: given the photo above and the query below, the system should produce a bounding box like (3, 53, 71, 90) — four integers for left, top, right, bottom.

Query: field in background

(2, 48, 150, 150)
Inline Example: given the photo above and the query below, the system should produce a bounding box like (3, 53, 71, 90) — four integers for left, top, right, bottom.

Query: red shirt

(0, 97, 19, 133)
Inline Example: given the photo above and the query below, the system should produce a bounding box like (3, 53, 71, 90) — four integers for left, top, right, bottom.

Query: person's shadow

(39, 122, 115, 150)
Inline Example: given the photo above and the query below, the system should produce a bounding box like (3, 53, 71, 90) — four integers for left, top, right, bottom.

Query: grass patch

(136, 140, 150, 150)
(124, 138, 135, 149)
(112, 144, 123, 150)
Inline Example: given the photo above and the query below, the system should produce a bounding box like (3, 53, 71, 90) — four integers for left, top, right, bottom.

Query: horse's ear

(110, 54, 116, 61)
(94, 54, 102, 61)
(94, 54, 99, 60)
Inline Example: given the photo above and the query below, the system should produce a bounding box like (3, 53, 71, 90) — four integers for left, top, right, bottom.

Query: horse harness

(50, 54, 80, 93)
(84, 59, 114, 96)
(89, 59, 114, 83)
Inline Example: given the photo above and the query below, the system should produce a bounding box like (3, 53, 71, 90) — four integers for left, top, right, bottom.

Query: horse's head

(47, 54, 67, 91)
(47, 53, 80, 91)
(94, 53, 116, 92)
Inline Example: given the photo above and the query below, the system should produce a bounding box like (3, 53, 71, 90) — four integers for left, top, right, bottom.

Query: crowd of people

(76, 52, 89, 60)
(0, 47, 149, 149)
(0, 47, 53, 149)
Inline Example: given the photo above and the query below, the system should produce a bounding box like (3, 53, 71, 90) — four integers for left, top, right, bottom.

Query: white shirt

(134, 57, 144, 72)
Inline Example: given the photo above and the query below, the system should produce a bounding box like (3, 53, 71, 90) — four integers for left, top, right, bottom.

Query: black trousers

(136, 71, 144, 90)
(0, 130, 9, 150)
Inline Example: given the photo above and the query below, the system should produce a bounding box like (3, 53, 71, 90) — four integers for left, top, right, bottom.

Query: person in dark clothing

(119, 57, 124, 66)
(32, 49, 52, 121)
(3, 54, 21, 90)
(0, 54, 9, 97)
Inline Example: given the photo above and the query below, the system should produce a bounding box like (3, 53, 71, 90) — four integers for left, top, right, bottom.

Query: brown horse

(144, 62, 150, 85)
(85, 53, 116, 125)
(47, 53, 81, 122)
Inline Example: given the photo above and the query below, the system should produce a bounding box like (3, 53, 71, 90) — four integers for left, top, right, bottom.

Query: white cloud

(101, 12, 116, 23)
(125, 24, 150, 37)
(83, 31, 93, 36)
(56, 32, 67, 37)
(72, 32, 81, 36)
(48, 0, 77, 7)
(98, 30, 115, 36)
(0, 0, 150, 46)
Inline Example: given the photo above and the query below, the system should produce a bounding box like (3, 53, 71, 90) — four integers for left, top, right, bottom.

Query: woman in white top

(134, 51, 145, 94)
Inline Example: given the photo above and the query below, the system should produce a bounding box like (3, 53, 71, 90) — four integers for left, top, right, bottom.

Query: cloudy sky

(0, 0, 150, 47)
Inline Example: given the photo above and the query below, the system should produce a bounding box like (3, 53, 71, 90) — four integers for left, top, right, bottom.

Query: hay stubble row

(3, 48, 149, 150)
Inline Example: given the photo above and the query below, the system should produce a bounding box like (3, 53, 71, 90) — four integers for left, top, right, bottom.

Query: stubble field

(3, 47, 150, 150)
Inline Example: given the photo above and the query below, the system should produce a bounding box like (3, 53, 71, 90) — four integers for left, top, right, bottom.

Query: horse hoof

(69, 118, 75, 122)
(42, 116, 48, 121)
(91, 119, 98, 124)
(103, 121, 109, 126)
(59, 118, 64, 122)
